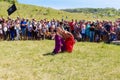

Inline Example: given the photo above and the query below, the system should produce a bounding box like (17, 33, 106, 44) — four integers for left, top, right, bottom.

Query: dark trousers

(10, 30, 15, 40)
(3, 31, 7, 40)
(81, 33, 86, 41)
(32, 31, 37, 40)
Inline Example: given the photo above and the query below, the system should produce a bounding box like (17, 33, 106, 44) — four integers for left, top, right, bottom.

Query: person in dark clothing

(104, 22, 111, 43)
(9, 23, 15, 40)
(89, 23, 95, 42)
(32, 25, 38, 40)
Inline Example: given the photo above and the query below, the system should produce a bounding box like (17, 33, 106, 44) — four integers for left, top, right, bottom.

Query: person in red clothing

(69, 19, 75, 34)
(63, 30, 75, 53)
(57, 27, 75, 53)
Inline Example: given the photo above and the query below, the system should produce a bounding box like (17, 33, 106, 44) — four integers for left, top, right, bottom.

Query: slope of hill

(0, 1, 86, 20)
(0, 1, 120, 21)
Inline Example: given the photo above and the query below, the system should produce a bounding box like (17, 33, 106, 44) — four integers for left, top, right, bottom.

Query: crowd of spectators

(0, 17, 120, 43)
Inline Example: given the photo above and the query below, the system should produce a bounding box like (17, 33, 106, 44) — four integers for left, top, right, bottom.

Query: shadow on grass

(43, 52, 66, 56)
(43, 52, 55, 56)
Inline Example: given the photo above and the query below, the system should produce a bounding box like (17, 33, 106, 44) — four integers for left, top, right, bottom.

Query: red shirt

(69, 22, 74, 30)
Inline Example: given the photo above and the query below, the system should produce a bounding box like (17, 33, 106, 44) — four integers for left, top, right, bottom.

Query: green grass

(0, 40, 120, 80)
(0, 1, 120, 21)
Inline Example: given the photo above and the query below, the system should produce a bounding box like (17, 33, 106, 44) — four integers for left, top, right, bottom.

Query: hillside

(0, 1, 120, 21)
(0, 1, 86, 20)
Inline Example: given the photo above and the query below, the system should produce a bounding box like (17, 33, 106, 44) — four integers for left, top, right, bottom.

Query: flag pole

(13, 0, 20, 18)
(7, 0, 17, 19)
(13, 0, 20, 17)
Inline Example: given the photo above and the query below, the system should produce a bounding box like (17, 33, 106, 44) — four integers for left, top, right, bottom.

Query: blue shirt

(21, 21, 27, 29)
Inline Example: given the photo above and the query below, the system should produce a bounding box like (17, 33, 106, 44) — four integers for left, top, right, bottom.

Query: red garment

(65, 35, 75, 53)
(69, 22, 74, 31)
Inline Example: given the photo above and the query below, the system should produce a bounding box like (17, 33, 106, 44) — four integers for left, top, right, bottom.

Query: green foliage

(0, 0, 17, 4)
(62, 8, 120, 18)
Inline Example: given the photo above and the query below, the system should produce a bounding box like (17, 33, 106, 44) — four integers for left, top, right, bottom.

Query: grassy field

(0, 40, 120, 80)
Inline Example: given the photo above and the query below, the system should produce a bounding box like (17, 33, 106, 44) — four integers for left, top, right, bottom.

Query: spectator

(89, 23, 95, 42)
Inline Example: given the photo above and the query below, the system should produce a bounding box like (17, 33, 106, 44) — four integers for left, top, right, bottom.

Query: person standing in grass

(9, 20, 15, 40)
(85, 21, 91, 41)
(0, 22, 3, 40)
(27, 21, 33, 40)
(20, 18, 27, 40)
(3, 20, 8, 40)
(89, 23, 95, 42)
(15, 20, 21, 40)
(69, 19, 75, 34)
(81, 23, 86, 41)
(116, 22, 120, 40)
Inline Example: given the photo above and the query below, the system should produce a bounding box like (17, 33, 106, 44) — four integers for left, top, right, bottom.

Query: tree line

(62, 8, 120, 17)
(0, 0, 17, 4)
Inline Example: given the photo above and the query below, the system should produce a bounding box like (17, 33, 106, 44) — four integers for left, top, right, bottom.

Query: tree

(1, 0, 18, 4)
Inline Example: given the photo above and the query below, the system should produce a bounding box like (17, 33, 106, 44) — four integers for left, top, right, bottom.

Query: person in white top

(0, 23, 3, 40)
(81, 23, 86, 41)
(15, 20, 21, 40)
(3, 21, 8, 40)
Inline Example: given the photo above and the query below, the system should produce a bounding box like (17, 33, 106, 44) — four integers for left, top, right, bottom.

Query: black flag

(7, 4, 17, 16)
